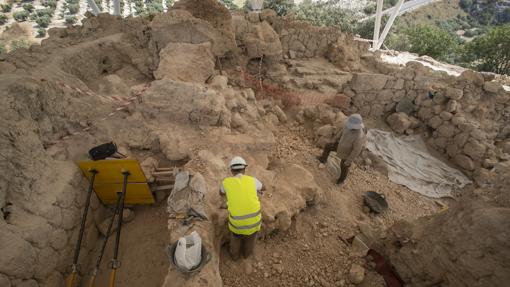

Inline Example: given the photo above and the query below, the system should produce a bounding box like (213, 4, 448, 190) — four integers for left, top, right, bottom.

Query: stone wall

(341, 60, 510, 179)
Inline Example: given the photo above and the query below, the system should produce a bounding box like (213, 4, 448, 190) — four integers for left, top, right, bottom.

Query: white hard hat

(230, 156, 247, 170)
(346, 114, 364, 130)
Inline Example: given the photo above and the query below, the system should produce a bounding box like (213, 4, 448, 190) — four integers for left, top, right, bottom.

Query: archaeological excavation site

(1, 0, 509, 286)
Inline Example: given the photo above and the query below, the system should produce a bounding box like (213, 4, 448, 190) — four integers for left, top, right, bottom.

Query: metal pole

(373, 0, 384, 49)
(88, 194, 121, 287)
(87, 0, 101, 15)
(375, 0, 404, 50)
(109, 171, 130, 287)
(113, 0, 120, 16)
(67, 169, 98, 287)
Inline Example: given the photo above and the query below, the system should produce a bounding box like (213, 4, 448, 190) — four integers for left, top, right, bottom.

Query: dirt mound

(380, 200, 510, 287)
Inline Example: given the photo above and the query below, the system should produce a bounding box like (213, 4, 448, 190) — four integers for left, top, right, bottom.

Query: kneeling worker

(220, 156, 263, 260)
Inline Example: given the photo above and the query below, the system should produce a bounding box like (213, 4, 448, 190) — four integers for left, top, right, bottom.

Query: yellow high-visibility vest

(223, 175, 261, 235)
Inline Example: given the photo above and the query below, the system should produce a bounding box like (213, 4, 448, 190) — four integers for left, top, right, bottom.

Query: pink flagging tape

(46, 81, 152, 146)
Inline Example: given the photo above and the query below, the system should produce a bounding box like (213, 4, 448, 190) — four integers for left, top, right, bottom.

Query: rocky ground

(0, 1, 509, 287)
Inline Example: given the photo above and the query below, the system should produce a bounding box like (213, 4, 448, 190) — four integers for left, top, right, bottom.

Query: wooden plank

(153, 184, 174, 191)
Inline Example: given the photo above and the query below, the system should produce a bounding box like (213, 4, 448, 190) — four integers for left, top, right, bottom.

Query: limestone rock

(0, 274, 10, 287)
(463, 140, 487, 159)
(483, 81, 503, 93)
(348, 264, 365, 284)
(386, 112, 412, 134)
(454, 132, 470, 148)
(446, 100, 459, 113)
(395, 98, 416, 114)
(272, 105, 288, 123)
(34, 247, 58, 279)
(428, 116, 443, 129)
(445, 87, 463, 100)
(14, 280, 38, 287)
(460, 70, 484, 86)
(316, 125, 336, 138)
(0, 230, 37, 278)
(234, 19, 282, 60)
(439, 111, 453, 121)
(437, 124, 456, 138)
(154, 42, 215, 83)
(209, 75, 229, 90)
(150, 9, 235, 56)
(351, 73, 390, 92)
(456, 154, 475, 171)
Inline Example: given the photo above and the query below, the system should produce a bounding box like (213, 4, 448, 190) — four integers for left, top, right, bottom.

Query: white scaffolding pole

(373, 0, 384, 49)
(113, 0, 121, 16)
(374, 0, 404, 50)
(87, 0, 101, 15)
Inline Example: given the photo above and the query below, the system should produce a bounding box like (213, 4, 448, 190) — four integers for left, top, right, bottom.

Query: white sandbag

(174, 231, 202, 271)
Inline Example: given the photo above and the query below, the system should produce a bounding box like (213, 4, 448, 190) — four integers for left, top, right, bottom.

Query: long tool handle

(66, 271, 77, 287)
(87, 272, 96, 287)
(68, 169, 98, 286)
(108, 269, 117, 287)
(109, 171, 130, 287)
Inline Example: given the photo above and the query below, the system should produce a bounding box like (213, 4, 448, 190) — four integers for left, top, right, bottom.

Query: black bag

(88, 142, 125, 160)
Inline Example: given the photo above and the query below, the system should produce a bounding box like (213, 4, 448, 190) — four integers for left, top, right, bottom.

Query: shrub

(166, 0, 174, 9)
(11, 39, 30, 51)
(1, 3, 12, 13)
(23, 3, 35, 13)
(65, 15, 77, 25)
(295, 1, 355, 32)
(0, 42, 5, 55)
(13, 11, 29, 22)
(68, 3, 79, 14)
(405, 24, 459, 62)
(36, 15, 51, 28)
(363, 4, 376, 15)
(264, 0, 294, 16)
(220, 0, 237, 10)
(42, 0, 57, 9)
(37, 28, 46, 37)
(0, 13, 7, 25)
(463, 24, 510, 75)
(36, 8, 54, 18)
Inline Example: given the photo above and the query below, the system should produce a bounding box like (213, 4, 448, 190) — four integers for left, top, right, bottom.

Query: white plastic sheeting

(366, 129, 471, 198)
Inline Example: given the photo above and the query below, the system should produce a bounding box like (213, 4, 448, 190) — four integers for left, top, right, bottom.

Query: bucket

(166, 242, 211, 274)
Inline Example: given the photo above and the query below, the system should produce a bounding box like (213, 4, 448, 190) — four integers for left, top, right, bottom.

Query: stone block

(455, 154, 475, 170)
(445, 87, 463, 100)
(351, 73, 390, 92)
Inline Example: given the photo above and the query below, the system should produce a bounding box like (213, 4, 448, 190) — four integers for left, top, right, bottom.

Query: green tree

(36, 15, 51, 27)
(37, 28, 46, 37)
(463, 24, 510, 75)
(405, 24, 459, 62)
(68, 3, 79, 14)
(1, 3, 12, 12)
(13, 11, 29, 22)
(0, 13, 7, 25)
(65, 15, 77, 25)
(42, 0, 57, 9)
(295, 1, 355, 32)
(264, 0, 294, 16)
(23, 3, 35, 13)
(220, 0, 237, 10)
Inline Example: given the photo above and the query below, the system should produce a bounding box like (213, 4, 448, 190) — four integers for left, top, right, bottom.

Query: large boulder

(233, 17, 282, 61)
(351, 73, 391, 92)
(386, 112, 417, 134)
(149, 10, 235, 57)
(154, 42, 215, 83)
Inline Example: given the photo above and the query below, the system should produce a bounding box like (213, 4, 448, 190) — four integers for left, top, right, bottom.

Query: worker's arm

(344, 133, 365, 166)
(255, 178, 264, 196)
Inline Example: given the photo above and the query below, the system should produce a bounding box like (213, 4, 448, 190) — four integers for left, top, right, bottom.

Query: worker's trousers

(229, 232, 257, 260)
(318, 142, 351, 184)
